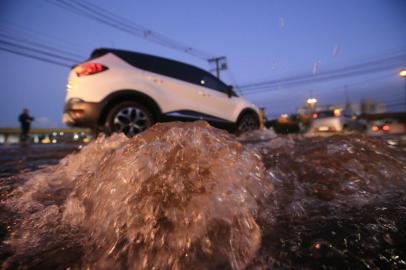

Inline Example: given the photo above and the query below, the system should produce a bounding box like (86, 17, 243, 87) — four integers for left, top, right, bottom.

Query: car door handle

(152, 78, 163, 83)
(198, 91, 210, 97)
(146, 75, 163, 84)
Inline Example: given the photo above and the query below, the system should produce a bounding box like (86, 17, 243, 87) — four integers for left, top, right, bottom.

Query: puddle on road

(1, 121, 405, 269)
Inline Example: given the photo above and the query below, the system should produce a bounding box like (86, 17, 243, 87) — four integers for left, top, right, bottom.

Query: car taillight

(382, 125, 390, 131)
(312, 113, 318, 119)
(371, 125, 379, 132)
(74, 63, 108, 77)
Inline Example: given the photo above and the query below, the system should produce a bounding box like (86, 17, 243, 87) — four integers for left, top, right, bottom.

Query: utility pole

(208, 56, 227, 78)
(344, 85, 351, 112)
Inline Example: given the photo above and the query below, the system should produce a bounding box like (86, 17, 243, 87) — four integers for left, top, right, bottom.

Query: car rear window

(89, 49, 110, 60)
(316, 111, 335, 118)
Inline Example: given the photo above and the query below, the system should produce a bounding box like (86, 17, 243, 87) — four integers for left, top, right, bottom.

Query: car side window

(121, 51, 228, 92)
(199, 73, 228, 93)
(149, 58, 201, 85)
(120, 51, 151, 70)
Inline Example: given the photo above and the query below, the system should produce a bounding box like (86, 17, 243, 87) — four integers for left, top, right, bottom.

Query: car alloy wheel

(106, 101, 153, 137)
(238, 114, 259, 134)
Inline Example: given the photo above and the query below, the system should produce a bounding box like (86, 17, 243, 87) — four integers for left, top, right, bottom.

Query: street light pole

(400, 69, 406, 111)
(306, 98, 318, 109)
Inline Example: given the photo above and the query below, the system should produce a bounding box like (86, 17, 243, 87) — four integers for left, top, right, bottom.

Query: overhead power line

(241, 51, 406, 89)
(0, 45, 71, 67)
(0, 28, 84, 67)
(46, 0, 216, 61)
(0, 39, 81, 63)
(0, 20, 86, 67)
(239, 52, 406, 94)
(0, 31, 84, 60)
(243, 64, 404, 95)
(241, 57, 405, 92)
(0, 19, 87, 56)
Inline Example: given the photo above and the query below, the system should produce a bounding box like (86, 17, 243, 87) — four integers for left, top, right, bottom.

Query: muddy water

(0, 121, 405, 269)
(245, 134, 406, 269)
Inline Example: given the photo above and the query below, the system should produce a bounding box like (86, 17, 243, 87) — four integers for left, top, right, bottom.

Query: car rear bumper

(63, 98, 101, 128)
(314, 126, 341, 132)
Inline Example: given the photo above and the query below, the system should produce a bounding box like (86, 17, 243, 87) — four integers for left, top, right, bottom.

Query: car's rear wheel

(236, 113, 260, 135)
(105, 101, 153, 137)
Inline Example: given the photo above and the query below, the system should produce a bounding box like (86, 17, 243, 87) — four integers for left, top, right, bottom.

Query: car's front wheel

(105, 101, 153, 137)
(236, 113, 260, 135)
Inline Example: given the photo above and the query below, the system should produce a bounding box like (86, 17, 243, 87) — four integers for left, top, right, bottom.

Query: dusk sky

(0, 0, 405, 128)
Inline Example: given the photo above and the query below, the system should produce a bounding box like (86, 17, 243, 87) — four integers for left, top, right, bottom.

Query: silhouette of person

(18, 108, 34, 143)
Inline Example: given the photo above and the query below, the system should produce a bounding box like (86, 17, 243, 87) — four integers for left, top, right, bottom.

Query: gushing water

(1, 121, 405, 269)
(1, 121, 271, 269)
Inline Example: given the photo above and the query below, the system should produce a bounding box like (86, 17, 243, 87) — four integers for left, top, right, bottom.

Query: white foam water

(2, 121, 272, 270)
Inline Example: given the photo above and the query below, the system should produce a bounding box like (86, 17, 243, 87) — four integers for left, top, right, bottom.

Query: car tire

(236, 113, 260, 135)
(105, 101, 153, 137)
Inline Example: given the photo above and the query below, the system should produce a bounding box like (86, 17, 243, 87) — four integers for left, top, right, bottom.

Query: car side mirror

(227, 85, 235, 98)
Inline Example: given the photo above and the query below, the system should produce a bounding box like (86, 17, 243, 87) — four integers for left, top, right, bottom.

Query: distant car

(368, 119, 405, 135)
(309, 109, 365, 133)
(63, 48, 260, 136)
(269, 114, 302, 134)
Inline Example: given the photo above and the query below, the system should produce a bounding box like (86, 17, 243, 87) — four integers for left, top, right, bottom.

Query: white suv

(63, 48, 260, 136)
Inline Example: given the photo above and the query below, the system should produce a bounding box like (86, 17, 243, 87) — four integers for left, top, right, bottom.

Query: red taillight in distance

(371, 125, 379, 132)
(382, 124, 390, 131)
(74, 63, 108, 77)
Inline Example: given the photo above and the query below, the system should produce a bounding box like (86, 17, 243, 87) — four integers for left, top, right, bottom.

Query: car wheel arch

(237, 108, 260, 123)
(98, 89, 162, 126)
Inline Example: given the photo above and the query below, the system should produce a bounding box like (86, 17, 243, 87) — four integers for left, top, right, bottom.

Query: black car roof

(91, 48, 206, 72)
(89, 48, 230, 93)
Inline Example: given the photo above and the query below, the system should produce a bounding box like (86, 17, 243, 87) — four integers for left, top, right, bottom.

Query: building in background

(360, 99, 386, 114)
(297, 98, 386, 116)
